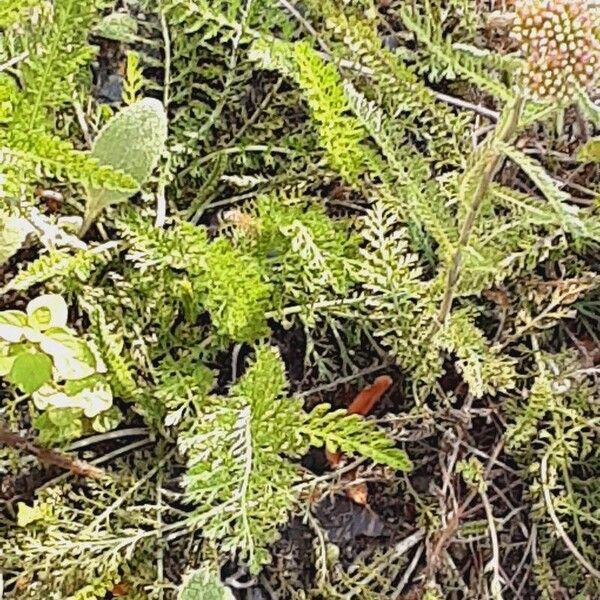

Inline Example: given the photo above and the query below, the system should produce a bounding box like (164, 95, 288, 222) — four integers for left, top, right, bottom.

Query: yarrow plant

(512, 0, 600, 101)
(3, 0, 600, 597)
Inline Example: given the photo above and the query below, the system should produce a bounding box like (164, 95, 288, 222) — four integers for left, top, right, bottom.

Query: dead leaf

(111, 582, 130, 596)
(346, 482, 368, 506)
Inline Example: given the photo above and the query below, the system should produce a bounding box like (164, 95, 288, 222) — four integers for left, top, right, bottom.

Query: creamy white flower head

(513, 0, 600, 101)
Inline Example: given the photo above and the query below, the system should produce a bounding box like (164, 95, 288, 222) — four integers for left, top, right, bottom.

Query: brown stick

(0, 427, 106, 479)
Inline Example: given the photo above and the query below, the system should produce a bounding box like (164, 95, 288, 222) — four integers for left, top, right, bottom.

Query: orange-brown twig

(347, 375, 394, 416)
(326, 375, 394, 469)
(0, 427, 105, 479)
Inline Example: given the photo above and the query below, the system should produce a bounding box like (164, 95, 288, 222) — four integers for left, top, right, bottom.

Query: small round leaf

(27, 295, 68, 330)
(8, 351, 53, 394)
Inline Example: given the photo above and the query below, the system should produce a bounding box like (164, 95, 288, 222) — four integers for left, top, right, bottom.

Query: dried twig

(481, 489, 503, 597)
(0, 51, 28, 73)
(541, 452, 600, 580)
(0, 427, 106, 479)
(425, 440, 505, 579)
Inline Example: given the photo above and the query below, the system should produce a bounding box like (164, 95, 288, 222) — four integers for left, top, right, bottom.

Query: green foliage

(201, 238, 272, 342)
(304, 404, 412, 471)
(84, 302, 137, 400)
(85, 98, 168, 223)
(182, 346, 411, 573)
(0, 295, 116, 444)
(160, 0, 306, 211)
(12, 0, 101, 130)
(576, 137, 600, 163)
(506, 374, 553, 452)
(252, 38, 378, 182)
(398, 4, 515, 100)
(438, 308, 516, 398)
(0, 0, 42, 29)
(8, 351, 53, 394)
(456, 456, 486, 493)
(500, 144, 590, 237)
(0, 457, 171, 600)
(1, 245, 114, 295)
(122, 51, 145, 105)
(506, 354, 600, 594)
(0, 0, 137, 209)
(178, 568, 235, 600)
(291, 42, 377, 182)
(232, 194, 359, 314)
(119, 214, 273, 342)
(33, 408, 85, 446)
(303, 0, 470, 168)
(3, 0, 600, 597)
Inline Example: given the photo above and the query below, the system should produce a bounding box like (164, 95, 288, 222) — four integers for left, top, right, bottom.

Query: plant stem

(79, 204, 103, 237)
(0, 427, 106, 479)
(437, 95, 526, 326)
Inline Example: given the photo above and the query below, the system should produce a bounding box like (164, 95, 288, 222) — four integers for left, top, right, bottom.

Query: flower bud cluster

(512, 0, 600, 101)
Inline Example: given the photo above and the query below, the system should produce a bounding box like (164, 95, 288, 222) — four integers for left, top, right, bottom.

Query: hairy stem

(79, 203, 104, 237)
(437, 95, 526, 326)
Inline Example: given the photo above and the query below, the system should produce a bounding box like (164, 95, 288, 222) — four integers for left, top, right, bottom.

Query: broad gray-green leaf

(178, 568, 234, 600)
(93, 12, 138, 43)
(85, 98, 168, 222)
(8, 351, 53, 394)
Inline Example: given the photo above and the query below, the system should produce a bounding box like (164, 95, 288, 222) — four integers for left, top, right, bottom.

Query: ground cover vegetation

(1, 0, 600, 598)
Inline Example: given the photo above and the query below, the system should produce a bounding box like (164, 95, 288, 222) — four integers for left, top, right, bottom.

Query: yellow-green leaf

(0, 310, 27, 342)
(8, 351, 53, 394)
(577, 137, 600, 162)
(17, 502, 47, 527)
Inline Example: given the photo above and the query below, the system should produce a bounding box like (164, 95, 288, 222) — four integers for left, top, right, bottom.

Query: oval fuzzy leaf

(8, 351, 53, 394)
(93, 12, 138, 43)
(86, 98, 168, 214)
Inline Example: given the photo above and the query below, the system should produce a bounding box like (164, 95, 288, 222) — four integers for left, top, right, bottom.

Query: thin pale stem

(437, 95, 526, 326)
